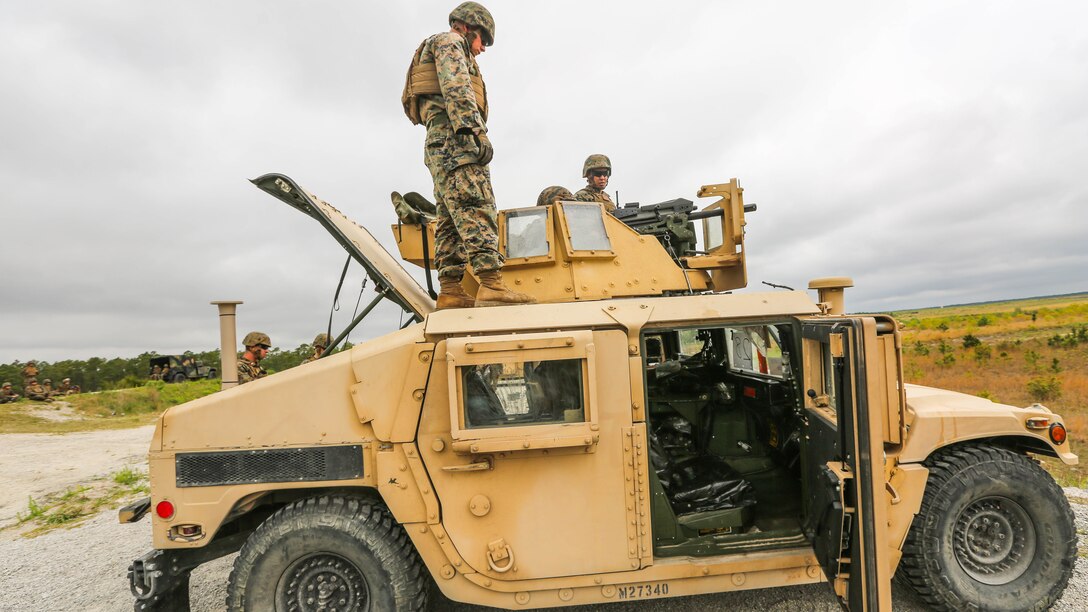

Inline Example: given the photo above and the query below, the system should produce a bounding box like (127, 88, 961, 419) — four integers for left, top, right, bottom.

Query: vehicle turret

(392, 179, 752, 302)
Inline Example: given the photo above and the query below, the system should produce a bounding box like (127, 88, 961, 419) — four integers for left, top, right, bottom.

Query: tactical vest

(402, 39, 488, 126)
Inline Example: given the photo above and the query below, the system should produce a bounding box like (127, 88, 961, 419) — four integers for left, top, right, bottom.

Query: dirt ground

(0, 424, 153, 526)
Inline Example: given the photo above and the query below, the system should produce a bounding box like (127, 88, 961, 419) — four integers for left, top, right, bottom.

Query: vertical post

(211, 301, 243, 390)
(807, 277, 854, 315)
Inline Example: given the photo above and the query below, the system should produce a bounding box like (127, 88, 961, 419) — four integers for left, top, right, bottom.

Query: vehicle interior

(642, 321, 809, 557)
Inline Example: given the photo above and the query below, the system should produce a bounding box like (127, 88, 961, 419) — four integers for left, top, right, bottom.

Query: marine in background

(42, 378, 56, 398)
(24, 379, 52, 402)
(237, 331, 271, 385)
(574, 154, 616, 212)
(306, 333, 330, 363)
(536, 185, 574, 206)
(402, 2, 534, 309)
(57, 377, 77, 395)
(21, 360, 39, 387)
(0, 382, 18, 404)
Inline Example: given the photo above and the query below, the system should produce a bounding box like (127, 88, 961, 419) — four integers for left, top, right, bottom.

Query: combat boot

(437, 276, 475, 310)
(475, 270, 537, 307)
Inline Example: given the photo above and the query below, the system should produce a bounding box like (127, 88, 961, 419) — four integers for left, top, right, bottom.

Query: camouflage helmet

(536, 186, 575, 206)
(449, 2, 495, 46)
(582, 154, 612, 178)
(243, 331, 272, 348)
(62, 378, 70, 383)
(1, 382, 10, 388)
(43, 379, 51, 384)
(313, 333, 330, 348)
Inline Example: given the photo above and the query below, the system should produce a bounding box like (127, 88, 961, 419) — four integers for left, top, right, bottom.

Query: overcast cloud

(1, 1, 1086, 363)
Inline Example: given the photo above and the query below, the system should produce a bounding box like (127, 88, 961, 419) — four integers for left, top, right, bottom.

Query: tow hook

(128, 550, 191, 611)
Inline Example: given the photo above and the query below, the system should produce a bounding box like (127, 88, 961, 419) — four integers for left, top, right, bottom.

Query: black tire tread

(898, 443, 1075, 612)
(225, 494, 429, 612)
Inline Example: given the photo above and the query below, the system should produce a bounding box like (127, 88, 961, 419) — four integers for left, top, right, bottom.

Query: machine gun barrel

(687, 203, 756, 221)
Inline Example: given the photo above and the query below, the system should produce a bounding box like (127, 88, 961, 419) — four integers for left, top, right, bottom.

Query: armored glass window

(505, 208, 549, 258)
(461, 358, 585, 429)
(727, 325, 786, 379)
(705, 216, 723, 251)
(561, 203, 611, 251)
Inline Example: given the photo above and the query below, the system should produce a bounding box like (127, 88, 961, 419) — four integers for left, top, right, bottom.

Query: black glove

(474, 130, 494, 166)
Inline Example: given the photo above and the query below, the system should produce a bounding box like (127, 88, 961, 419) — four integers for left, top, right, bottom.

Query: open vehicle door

(251, 173, 436, 322)
(800, 318, 893, 610)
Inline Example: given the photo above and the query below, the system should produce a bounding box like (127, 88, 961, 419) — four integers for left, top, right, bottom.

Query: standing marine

(305, 333, 330, 363)
(0, 382, 18, 404)
(21, 360, 39, 387)
(574, 154, 616, 212)
(237, 331, 271, 385)
(402, 2, 534, 309)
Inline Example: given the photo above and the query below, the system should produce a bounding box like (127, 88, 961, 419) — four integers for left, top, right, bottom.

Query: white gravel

(0, 425, 1084, 611)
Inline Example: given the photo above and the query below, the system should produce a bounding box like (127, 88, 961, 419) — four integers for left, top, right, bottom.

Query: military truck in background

(121, 174, 1077, 611)
(150, 355, 217, 383)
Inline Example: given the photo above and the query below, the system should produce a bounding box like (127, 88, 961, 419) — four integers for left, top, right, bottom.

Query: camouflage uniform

(25, 380, 52, 402)
(57, 379, 72, 395)
(21, 363, 39, 387)
(0, 383, 18, 404)
(416, 31, 501, 281)
(574, 185, 616, 212)
(237, 357, 267, 385)
(536, 186, 574, 206)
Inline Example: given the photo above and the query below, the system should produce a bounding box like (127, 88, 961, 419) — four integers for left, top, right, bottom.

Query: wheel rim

(277, 552, 369, 612)
(952, 495, 1036, 585)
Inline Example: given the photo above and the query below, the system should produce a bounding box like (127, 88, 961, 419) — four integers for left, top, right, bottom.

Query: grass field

(0, 379, 220, 434)
(893, 292, 1088, 486)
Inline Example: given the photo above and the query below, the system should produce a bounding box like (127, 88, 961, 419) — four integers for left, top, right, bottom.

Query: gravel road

(0, 426, 1084, 611)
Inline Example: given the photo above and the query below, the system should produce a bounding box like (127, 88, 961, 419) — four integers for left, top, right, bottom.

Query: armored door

(800, 318, 893, 610)
(418, 329, 640, 581)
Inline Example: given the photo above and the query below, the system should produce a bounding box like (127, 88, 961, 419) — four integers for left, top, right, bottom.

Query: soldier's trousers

(424, 139, 503, 280)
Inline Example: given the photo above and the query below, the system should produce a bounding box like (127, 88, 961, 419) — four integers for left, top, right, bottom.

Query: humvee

(122, 174, 1077, 611)
(150, 355, 217, 384)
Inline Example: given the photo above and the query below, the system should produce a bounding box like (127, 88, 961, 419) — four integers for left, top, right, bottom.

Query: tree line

(0, 342, 351, 393)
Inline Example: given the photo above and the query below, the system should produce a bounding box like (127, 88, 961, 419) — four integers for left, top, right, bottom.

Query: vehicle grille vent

(175, 445, 363, 488)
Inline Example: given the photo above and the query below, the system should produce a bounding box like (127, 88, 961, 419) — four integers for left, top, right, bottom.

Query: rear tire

(898, 444, 1075, 611)
(225, 495, 429, 612)
(172, 373, 187, 384)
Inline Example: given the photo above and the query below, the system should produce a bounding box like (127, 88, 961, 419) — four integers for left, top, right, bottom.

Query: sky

(1, 1, 1086, 363)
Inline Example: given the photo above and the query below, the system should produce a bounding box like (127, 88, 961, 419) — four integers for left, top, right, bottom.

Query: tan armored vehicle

(122, 174, 1077, 611)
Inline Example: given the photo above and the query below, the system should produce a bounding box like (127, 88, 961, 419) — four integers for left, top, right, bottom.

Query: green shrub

(113, 467, 143, 486)
(912, 341, 930, 356)
(977, 315, 991, 327)
(973, 345, 992, 362)
(962, 334, 981, 349)
(17, 496, 45, 523)
(937, 354, 956, 368)
(1026, 376, 1062, 402)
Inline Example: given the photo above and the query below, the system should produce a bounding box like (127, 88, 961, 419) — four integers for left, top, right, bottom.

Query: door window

(461, 359, 585, 429)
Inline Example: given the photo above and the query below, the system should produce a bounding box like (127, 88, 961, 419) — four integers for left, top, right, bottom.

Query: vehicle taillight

(155, 500, 175, 520)
(1050, 423, 1068, 445)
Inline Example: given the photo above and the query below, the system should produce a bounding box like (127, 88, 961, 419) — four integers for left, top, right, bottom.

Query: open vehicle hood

(251, 173, 436, 320)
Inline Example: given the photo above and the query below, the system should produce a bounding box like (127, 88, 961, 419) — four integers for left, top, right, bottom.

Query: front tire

(226, 495, 429, 612)
(898, 444, 1076, 611)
